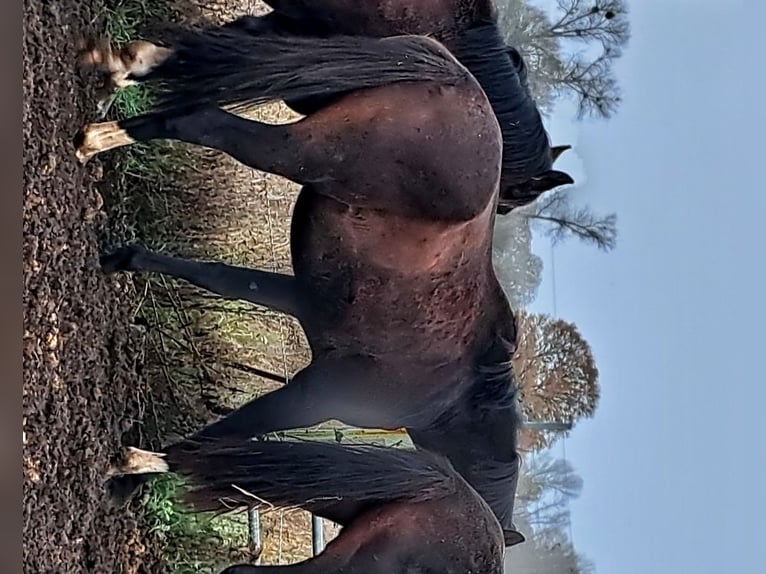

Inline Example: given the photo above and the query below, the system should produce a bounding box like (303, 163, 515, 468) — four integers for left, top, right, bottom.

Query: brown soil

(23, 1, 159, 572)
(23, 0, 339, 571)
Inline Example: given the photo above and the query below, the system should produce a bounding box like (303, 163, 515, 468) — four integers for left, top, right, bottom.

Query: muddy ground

(23, 1, 159, 572)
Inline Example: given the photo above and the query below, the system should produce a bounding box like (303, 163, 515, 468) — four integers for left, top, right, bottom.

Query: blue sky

(511, 1, 765, 572)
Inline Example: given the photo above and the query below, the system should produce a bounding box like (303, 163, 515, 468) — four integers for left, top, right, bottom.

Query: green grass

(140, 475, 254, 574)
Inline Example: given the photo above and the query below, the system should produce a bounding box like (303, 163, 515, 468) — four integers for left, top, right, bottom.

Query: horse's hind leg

(74, 106, 290, 166)
(74, 105, 323, 183)
(74, 88, 492, 221)
(263, 0, 371, 24)
(77, 38, 170, 87)
(100, 244, 303, 318)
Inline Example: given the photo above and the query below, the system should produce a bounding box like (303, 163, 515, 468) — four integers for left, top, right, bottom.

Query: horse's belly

(292, 192, 491, 274)
(290, 193, 490, 355)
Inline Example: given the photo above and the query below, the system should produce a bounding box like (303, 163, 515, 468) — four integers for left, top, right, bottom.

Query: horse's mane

(466, 333, 524, 529)
(451, 21, 553, 179)
(469, 451, 522, 529)
(472, 318, 521, 410)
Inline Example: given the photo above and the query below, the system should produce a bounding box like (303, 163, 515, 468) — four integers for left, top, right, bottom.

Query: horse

(75, 26, 527, 545)
(80, 0, 574, 212)
(109, 438, 506, 574)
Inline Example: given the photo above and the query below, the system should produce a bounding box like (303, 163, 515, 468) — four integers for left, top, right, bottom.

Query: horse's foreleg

(189, 357, 401, 441)
(100, 244, 303, 318)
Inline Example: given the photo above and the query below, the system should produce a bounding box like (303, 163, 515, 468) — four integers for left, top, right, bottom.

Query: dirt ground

(23, 1, 159, 572)
(22, 0, 332, 571)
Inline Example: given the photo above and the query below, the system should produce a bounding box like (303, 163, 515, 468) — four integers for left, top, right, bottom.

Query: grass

(139, 475, 256, 574)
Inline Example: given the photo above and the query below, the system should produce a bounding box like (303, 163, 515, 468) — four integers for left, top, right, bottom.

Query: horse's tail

(164, 438, 459, 513)
(143, 28, 470, 112)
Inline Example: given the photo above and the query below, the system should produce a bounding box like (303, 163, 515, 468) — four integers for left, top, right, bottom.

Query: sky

(506, 1, 765, 572)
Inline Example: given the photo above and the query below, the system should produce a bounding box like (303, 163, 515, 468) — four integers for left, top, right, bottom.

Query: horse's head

(408, 338, 526, 547)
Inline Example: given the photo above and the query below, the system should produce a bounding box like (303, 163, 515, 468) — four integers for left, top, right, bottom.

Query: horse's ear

(534, 169, 574, 192)
(504, 529, 526, 547)
(550, 144, 572, 163)
(497, 170, 574, 215)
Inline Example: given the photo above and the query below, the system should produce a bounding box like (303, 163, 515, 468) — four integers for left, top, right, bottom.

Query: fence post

(248, 508, 262, 564)
(311, 514, 325, 555)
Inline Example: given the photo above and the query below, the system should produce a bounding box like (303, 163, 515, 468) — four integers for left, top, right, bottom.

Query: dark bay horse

(110, 439, 505, 574)
(82, 0, 573, 212)
(75, 28, 526, 544)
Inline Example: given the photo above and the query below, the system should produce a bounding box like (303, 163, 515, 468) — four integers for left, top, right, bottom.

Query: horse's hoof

(95, 92, 117, 119)
(73, 121, 135, 164)
(106, 446, 168, 478)
(76, 36, 111, 71)
(100, 245, 145, 274)
(73, 124, 98, 164)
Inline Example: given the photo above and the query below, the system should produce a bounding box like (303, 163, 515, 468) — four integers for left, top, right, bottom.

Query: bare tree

(546, 0, 630, 49)
(521, 189, 618, 251)
(495, 0, 564, 112)
(508, 450, 594, 572)
(518, 452, 583, 504)
(508, 516, 594, 573)
(557, 49, 623, 119)
(495, 0, 631, 119)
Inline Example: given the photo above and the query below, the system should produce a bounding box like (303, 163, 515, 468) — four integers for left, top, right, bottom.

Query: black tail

(143, 28, 468, 112)
(166, 438, 459, 513)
